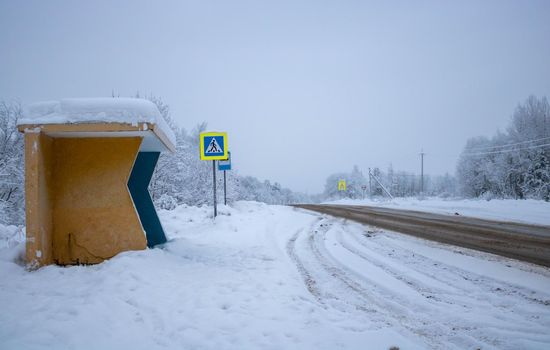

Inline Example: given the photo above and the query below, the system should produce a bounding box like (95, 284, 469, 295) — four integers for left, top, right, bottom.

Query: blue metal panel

(218, 163, 231, 171)
(128, 152, 167, 247)
(218, 151, 231, 171)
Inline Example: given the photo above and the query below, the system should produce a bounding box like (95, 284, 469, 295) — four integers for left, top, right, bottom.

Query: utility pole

(420, 149, 425, 196)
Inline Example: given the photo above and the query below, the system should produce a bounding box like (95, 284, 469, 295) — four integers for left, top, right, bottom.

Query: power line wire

(467, 136, 550, 151)
(462, 142, 550, 156)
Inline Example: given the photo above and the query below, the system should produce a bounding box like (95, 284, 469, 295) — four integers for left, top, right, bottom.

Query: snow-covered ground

(1, 201, 550, 349)
(325, 197, 550, 226)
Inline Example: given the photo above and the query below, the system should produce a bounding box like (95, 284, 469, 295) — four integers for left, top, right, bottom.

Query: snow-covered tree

(323, 172, 350, 199)
(457, 95, 550, 200)
(0, 101, 24, 225)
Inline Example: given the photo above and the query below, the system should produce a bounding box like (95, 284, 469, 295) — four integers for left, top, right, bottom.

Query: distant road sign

(338, 179, 347, 191)
(200, 132, 228, 160)
(218, 151, 231, 171)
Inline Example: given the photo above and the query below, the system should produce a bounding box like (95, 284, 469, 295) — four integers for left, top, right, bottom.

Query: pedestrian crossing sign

(338, 179, 347, 191)
(200, 132, 228, 160)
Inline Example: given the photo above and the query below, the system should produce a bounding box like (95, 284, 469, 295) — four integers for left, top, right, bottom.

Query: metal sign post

(223, 170, 227, 205)
(218, 151, 231, 206)
(200, 132, 228, 218)
(212, 160, 217, 217)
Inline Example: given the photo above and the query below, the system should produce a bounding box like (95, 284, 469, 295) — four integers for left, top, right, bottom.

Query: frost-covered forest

(1, 95, 549, 226)
(325, 96, 549, 202)
(456, 96, 550, 200)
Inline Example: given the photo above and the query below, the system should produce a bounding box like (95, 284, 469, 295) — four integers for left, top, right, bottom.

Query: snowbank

(0, 223, 24, 249)
(325, 197, 550, 226)
(0, 202, 421, 350)
(18, 98, 176, 146)
(1, 202, 549, 349)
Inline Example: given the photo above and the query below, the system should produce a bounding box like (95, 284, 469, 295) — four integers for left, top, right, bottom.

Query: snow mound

(0, 224, 25, 266)
(0, 224, 24, 249)
(18, 98, 176, 146)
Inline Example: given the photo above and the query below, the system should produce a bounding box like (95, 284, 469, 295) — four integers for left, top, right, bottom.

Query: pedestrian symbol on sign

(206, 137, 223, 154)
(199, 132, 228, 161)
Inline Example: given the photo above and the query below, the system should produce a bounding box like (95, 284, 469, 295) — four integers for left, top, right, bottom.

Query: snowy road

(1, 202, 550, 349)
(295, 204, 550, 267)
(288, 211, 550, 349)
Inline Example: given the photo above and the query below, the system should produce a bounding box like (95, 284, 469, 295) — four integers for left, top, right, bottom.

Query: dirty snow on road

(1, 201, 549, 349)
(326, 197, 550, 226)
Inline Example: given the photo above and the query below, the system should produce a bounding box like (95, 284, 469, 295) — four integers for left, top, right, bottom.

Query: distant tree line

(456, 96, 550, 201)
(323, 164, 457, 200)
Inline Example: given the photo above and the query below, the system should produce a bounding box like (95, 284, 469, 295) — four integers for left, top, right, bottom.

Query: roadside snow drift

(1, 201, 549, 349)
(326, 197, 550, 226)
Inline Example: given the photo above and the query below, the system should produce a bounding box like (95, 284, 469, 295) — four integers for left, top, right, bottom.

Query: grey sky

(1, 0, 549, 193)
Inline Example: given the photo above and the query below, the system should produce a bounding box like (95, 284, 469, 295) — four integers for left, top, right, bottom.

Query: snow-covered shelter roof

(18, 98, 176, 152)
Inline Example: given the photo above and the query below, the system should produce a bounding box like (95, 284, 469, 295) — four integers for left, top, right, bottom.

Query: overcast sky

(1, 0, 549, 193)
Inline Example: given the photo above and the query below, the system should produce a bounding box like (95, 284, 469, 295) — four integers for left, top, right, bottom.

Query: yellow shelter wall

(25, 133, 54, 267)
(24, 134, 147, 267)
(52, 137, 146, 264)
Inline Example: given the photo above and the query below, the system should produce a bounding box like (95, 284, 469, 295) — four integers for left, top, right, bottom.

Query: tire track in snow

(350, 224, 550, 309)
(286, 228, 323, 302)
(333, 227, 550, 344)
(334, 229, 455, 301)
(287, 221, 401, 331)
(287, 223, 383, 321)
(307, 219, 496, 350)
(287, 217, 492, 349)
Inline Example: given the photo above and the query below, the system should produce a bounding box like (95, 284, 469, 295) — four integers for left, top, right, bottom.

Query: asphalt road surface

(293, 204, 550, 267)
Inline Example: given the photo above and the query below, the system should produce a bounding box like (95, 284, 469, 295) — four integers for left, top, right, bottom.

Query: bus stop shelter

(17, 98, 176, 268)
